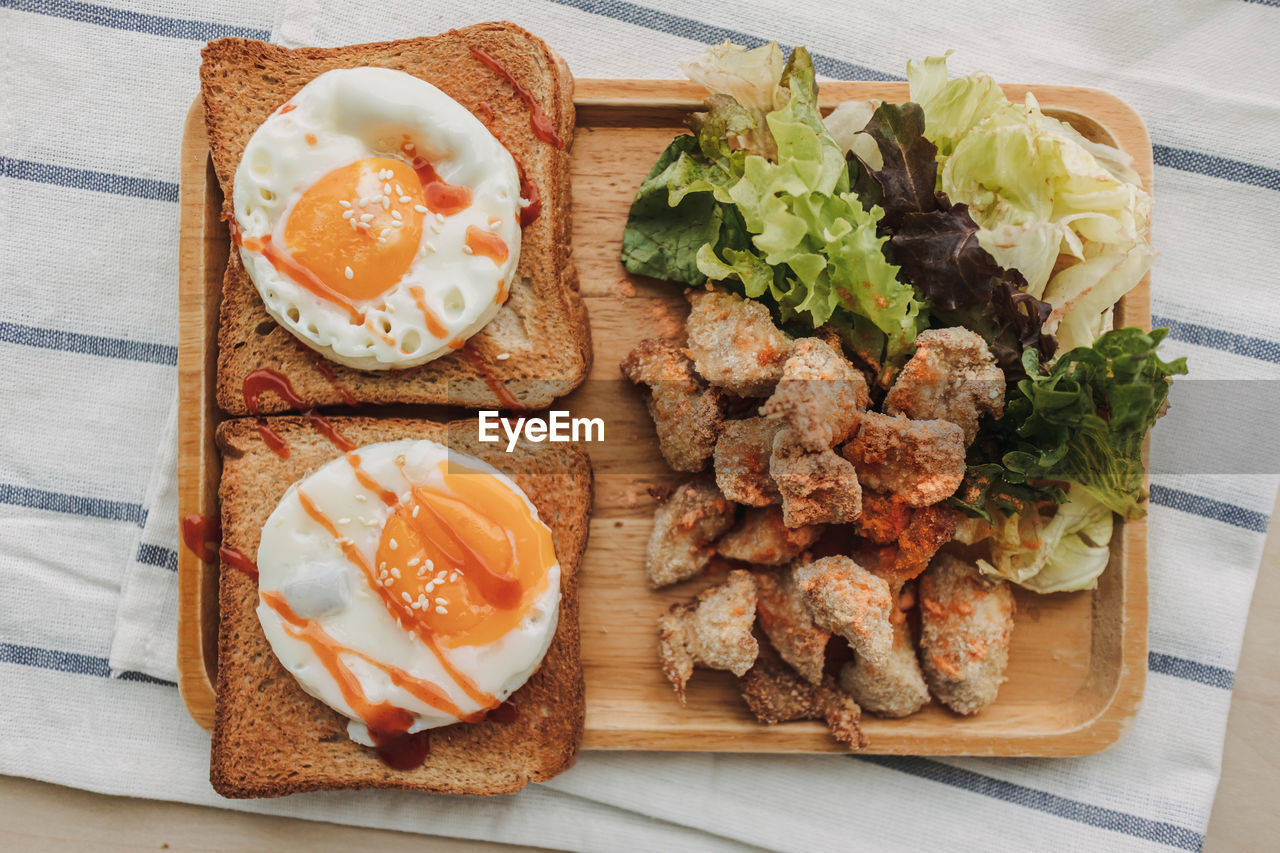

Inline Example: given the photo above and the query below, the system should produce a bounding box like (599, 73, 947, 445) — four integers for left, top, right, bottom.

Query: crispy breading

(658, 570, 759, 703)
(752, 569, 830, 683)
(884, 327, 1005, 445)
(855, 490, 914, 544)
(713, 417, 783, 506)
(770, 429, 862, 527)
(843, 412, 966, 507)
(759, 338, 870, 451)
(737, 644, 868, 750)
(717, 505, 823, 566)
(891, 504, 958, 583)
(645, 478, 736, 588)
(919, 554, 1015, 715)
(686, 289, 792, 397)
(793, 556, 894, 669)
(838, 618, 930, 718)
(621, 338, 723, 472)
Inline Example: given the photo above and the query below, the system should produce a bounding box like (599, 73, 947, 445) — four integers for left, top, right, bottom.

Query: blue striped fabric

(2, 1, 1276, 851)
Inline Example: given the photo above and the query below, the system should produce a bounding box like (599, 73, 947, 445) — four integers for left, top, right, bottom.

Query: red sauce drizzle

(346, 452, 400, 506)
(464, 225, 509, 264)
(472, 103, 542, 228)
(486, 699, 519, 724)
(243, 369, 356, 459)
(371, 728, 432, 770)
(278, 103, 296, 114)
(475, 100, 495, 123)
(181, 513, 220, 562)
(413, 498, 524, 610)
(227, 219, 364, 324)
(289, 336, 358, 407)
(459, 344, 526, 411)
(408, 285, 449, 339)
(468, 46, 565, 149)
(410, 157, 472, 216)
(218, 546, 258, 580)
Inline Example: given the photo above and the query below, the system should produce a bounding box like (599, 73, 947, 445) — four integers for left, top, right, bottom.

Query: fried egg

(232, 68, 522, 370)
(255, 439, 559, 744)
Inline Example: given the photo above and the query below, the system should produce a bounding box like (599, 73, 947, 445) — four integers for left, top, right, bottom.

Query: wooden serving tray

(178, 79, 1151, 755)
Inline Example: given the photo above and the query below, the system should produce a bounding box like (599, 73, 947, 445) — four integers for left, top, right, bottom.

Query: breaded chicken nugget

(717, 505, 823, 566)
(770, 429, 862, 527)
(890, 504, 958, 584)
(686, 289, 792, 397)
(646, 478, 736, 588)
(738, 643, 868, 750)
(838, 618, 929, 718)
(752, 569, 830, 683)
(793, 556, 894, 669)
(658, 570, 759, 703)
(843, 412, 965, 508)
(884, 327, 1004, 445)
(759, 338, 870, 451)
(714, 416, 783, 506)
(855, 491, 915, 544)
(918, 554, 1015, 715)
(622, 338, 724, 472)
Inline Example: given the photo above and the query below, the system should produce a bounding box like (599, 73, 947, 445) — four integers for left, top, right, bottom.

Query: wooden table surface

(3, 486, 1277, 850)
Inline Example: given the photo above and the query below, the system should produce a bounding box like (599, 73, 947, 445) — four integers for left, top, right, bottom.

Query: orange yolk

(374, 462, 556, 648)
(282, 157, 426, 304)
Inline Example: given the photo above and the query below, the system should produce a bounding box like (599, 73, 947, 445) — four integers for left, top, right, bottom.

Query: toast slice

(210, 416, 591, 797)
(200, 22, 590, 415)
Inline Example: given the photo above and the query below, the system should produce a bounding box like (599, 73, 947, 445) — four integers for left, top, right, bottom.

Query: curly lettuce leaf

(999, 327, 1188, 518)
(976, 484, 1114, 593)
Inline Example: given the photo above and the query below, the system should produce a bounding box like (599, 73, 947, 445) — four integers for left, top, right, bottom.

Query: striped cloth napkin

(3, 1, 1278, 850)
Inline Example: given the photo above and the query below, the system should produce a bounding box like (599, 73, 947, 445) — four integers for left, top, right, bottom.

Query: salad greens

(619, 41, 1185, 593)
(620, 43, 925, 364)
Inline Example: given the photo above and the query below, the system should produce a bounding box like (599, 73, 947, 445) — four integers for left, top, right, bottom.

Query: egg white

(255, 439, 560, 744)
(233, 67, 522, 370)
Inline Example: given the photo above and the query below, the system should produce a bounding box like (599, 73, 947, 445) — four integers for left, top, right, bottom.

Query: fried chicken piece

(658, 570, 759, 703)
(919, 555, 1015, 715)
(717, 506, 823, 566)
(855, 491, 915, 544)
(686, 289, 792, 397)
(843, 412, 965, 508)
(713, 416, 783, 506)
(738, 643, 868, 750)
(793, 556, 894, 669)
(752, 569, 830, 683)
(645, 478, 736, 588)
(770, 429, 862, 527)
(884, 327, 1004, 445)
(890, 504, 957, 583)
(838, 619, 930, 718)
(621, 338, 724, 472)
(759, 338, 870, 451)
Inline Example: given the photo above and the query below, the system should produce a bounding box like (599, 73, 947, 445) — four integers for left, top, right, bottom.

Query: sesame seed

(424, 581, 436, 592)
(488, 220, 501, 231)
(360, 213, 374, 223)
(391, 567, 401, 579)
(383, 182, 392, 195)
(407, 557, 420, 567)
(389, 538, 398, 551)
(405, 142, 415, 151)
(349, 219, 358, 231)
(417, 566, 428, 578)
(402, 592, 412, 603)
(449, 572, 459, 583)
(354, 495, 367, 502)
(414, 204, 429, 213)
(337, 517, 350, 524)
(344, 266, 354, 280)
(463, 245, 473, 255)
(412, 505, 420, 518)
(496, 352, 511, 361)
(399, 195, 412, 203)
(357, 221, 371, 230)
(382, 197, 390, 210)
(395, 184, 403, 195)
(379, 562, 387, 571)
(342, 210, 355, 220)
(339, 200, 351, 209)
(392, 220, 403, 227)
(380, 227, 392, 239)
(435, 213, 445, 224)
(411, 600, 421, 610)
(436, 597, 449, 605)
(425, 241, 436, 252)
(435, 605, 447, 614)
(391, 210, 402, 220)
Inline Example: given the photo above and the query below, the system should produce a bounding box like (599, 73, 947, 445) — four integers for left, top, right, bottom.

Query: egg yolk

(282, 157, 426, 304)
(374, 462, 556, 648)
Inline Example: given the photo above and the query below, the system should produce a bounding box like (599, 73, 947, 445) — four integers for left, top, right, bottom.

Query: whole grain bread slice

(200, 22, 590, 415)
(210, 415, 591, 797)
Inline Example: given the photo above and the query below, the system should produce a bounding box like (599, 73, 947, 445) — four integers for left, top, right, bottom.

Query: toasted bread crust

(210, 415, 591, 797)
(200, 23, 590, 414)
